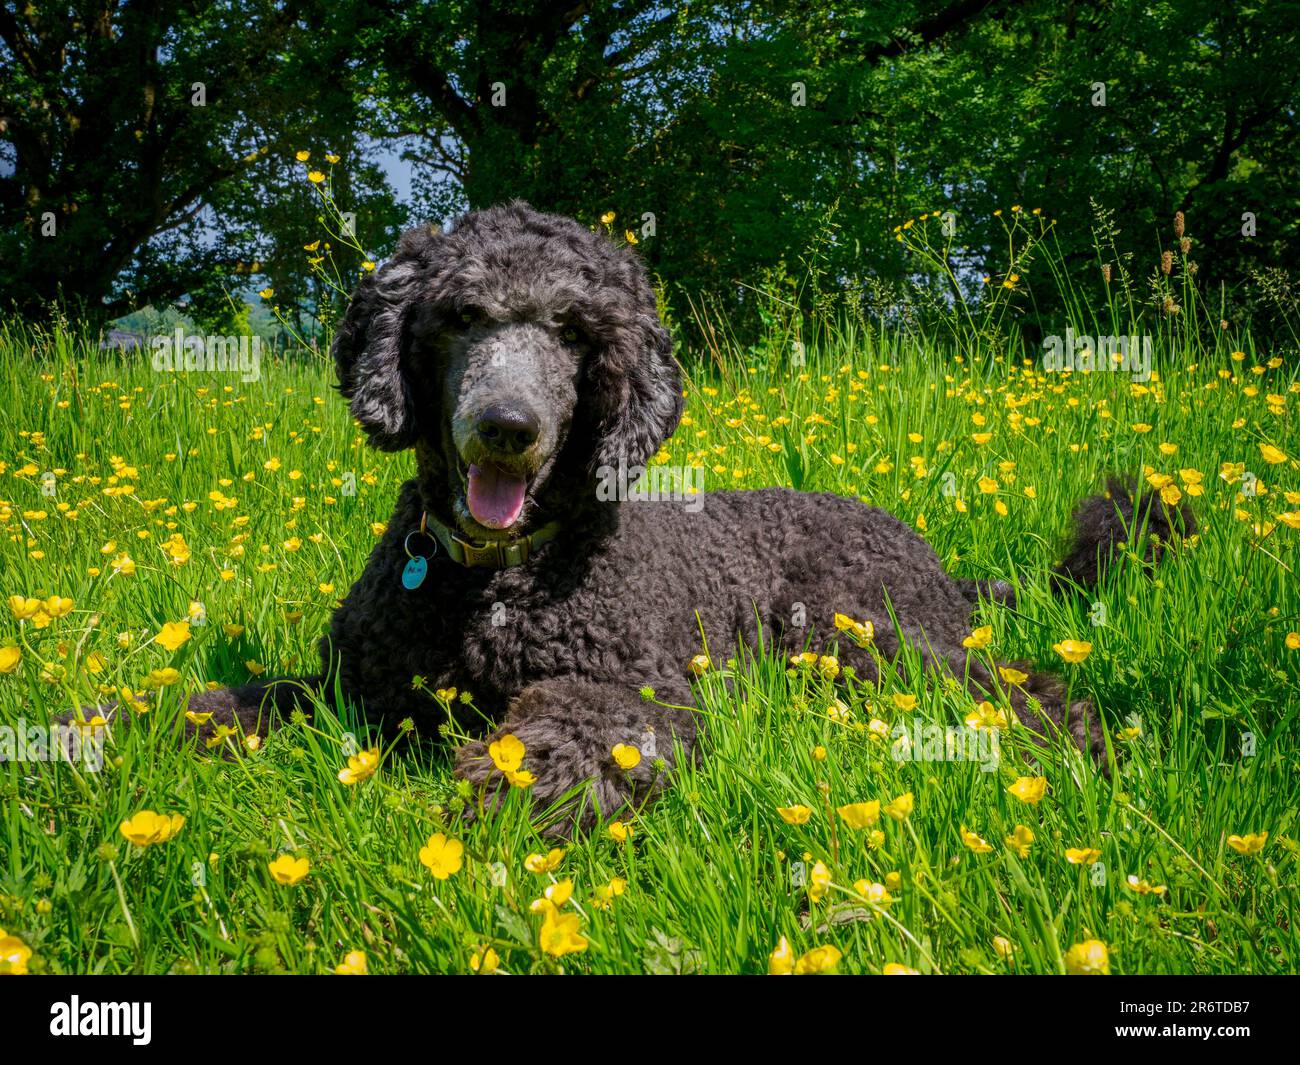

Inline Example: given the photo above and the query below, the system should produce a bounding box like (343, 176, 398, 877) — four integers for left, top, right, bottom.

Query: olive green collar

(417, 511, 562, 569)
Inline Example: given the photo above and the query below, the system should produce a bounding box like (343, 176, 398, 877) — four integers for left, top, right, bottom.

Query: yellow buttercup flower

(470, 947, 499, 973)
(538, 907, 588, 957)
(155, 621, 191, 652)
(833, 612, 874, 646)
(489, 733, 525, 773)
(1052, 639, 1092, 663)
(1226, 831, 1268, 855)
(1219, 460, 1245, 484)
(334, 950, 367, 975)
(1125, 875, 1167, 895)
(1065, 847, 1102, 864)
(146, 667, 182, 688)
(543, 879, 574, 907)
(608, 820, 633, 842)
(884, 791, 914, 821)
(837, 801, 880, 829)
(524, 849, 565, 874)
(268, 855, 310, 885)
(504, 767, 535, 788)
(8, 595, 40, 620)
(119, 810, 186, 846)
(612, 743, 641, 770)
(338, 747, 380, 785)
(0, 929, 32, 975)
(592, 877, 627, 909)
(42, 595, 74, 620)
(160, 533, 191, 565)
(1065, 939, 1110, 974)
(204, 724, 238, 748)
(808, 861, 831, 902)
(965, 701, 1010, 730)
(1258, 443, 1286, 465)
(118, 687, 148, 713)
(1007, 776, 1047, 804)
(778, 804, 813, 825)
(0, 645, 20, 673)
(419, 833, 464, 879)
(794, 945, 842, 974)
(768, 935, 796, 975)
(891, 692, 917, 711)
(962, 625, 993, 650)
(852, 880, 893, 907)
(961, 827, 993, 854)
(688, 653, 711, 675)
(882, 962, 920, 975)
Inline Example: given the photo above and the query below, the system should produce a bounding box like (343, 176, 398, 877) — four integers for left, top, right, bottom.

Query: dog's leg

(803, 625, 1107, 767)
(55, 676, 322, 746)
(454, 677, 697, 830)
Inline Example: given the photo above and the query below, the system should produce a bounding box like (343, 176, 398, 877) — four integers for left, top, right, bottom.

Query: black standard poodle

(125, 202, 1194, 825)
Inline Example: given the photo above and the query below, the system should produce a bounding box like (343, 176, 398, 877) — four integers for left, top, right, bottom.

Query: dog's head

(333, 201, 683, 540)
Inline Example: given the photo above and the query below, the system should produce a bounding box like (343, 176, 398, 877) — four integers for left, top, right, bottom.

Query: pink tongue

(467, 463, 527, 529)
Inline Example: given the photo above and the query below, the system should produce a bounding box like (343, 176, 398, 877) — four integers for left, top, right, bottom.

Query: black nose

(475, 404, 540, 454)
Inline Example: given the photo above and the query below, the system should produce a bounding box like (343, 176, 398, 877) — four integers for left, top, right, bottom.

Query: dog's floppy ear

(589, 295, 684, 474)
(333, 226, 441, 451)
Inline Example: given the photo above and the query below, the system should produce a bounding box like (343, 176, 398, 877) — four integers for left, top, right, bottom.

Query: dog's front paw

(453, 717, 627, 830)
(453, 681, 669, 830)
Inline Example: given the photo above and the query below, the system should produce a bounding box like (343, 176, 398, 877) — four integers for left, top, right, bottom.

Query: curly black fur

(79, 203, 1195, 830)
(1052, 475, 1197, 590)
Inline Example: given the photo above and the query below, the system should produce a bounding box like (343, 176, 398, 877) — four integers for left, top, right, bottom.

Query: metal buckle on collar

(453, 534, 530, 569)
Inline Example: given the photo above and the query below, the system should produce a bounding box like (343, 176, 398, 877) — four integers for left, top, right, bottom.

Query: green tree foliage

(0, 0, 403, 327)
(365, 0, 1299, 338)
(3, 0, 1297, 341)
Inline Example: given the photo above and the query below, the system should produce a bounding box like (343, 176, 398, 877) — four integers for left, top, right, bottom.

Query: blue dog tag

(402, 555, 428, 589)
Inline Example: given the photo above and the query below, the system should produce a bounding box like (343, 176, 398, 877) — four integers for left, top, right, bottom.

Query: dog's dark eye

(561, 325, 582, 345)
(457, 307, 485, 327)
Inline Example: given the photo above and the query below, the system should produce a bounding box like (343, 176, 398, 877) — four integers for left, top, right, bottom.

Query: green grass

(0, 315, 1297, 975)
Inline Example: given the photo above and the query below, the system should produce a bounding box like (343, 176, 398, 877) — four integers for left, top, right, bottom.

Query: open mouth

(460, 460, 529, 530)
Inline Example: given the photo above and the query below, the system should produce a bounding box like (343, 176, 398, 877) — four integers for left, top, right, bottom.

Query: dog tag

(401, 555, 428, 590)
